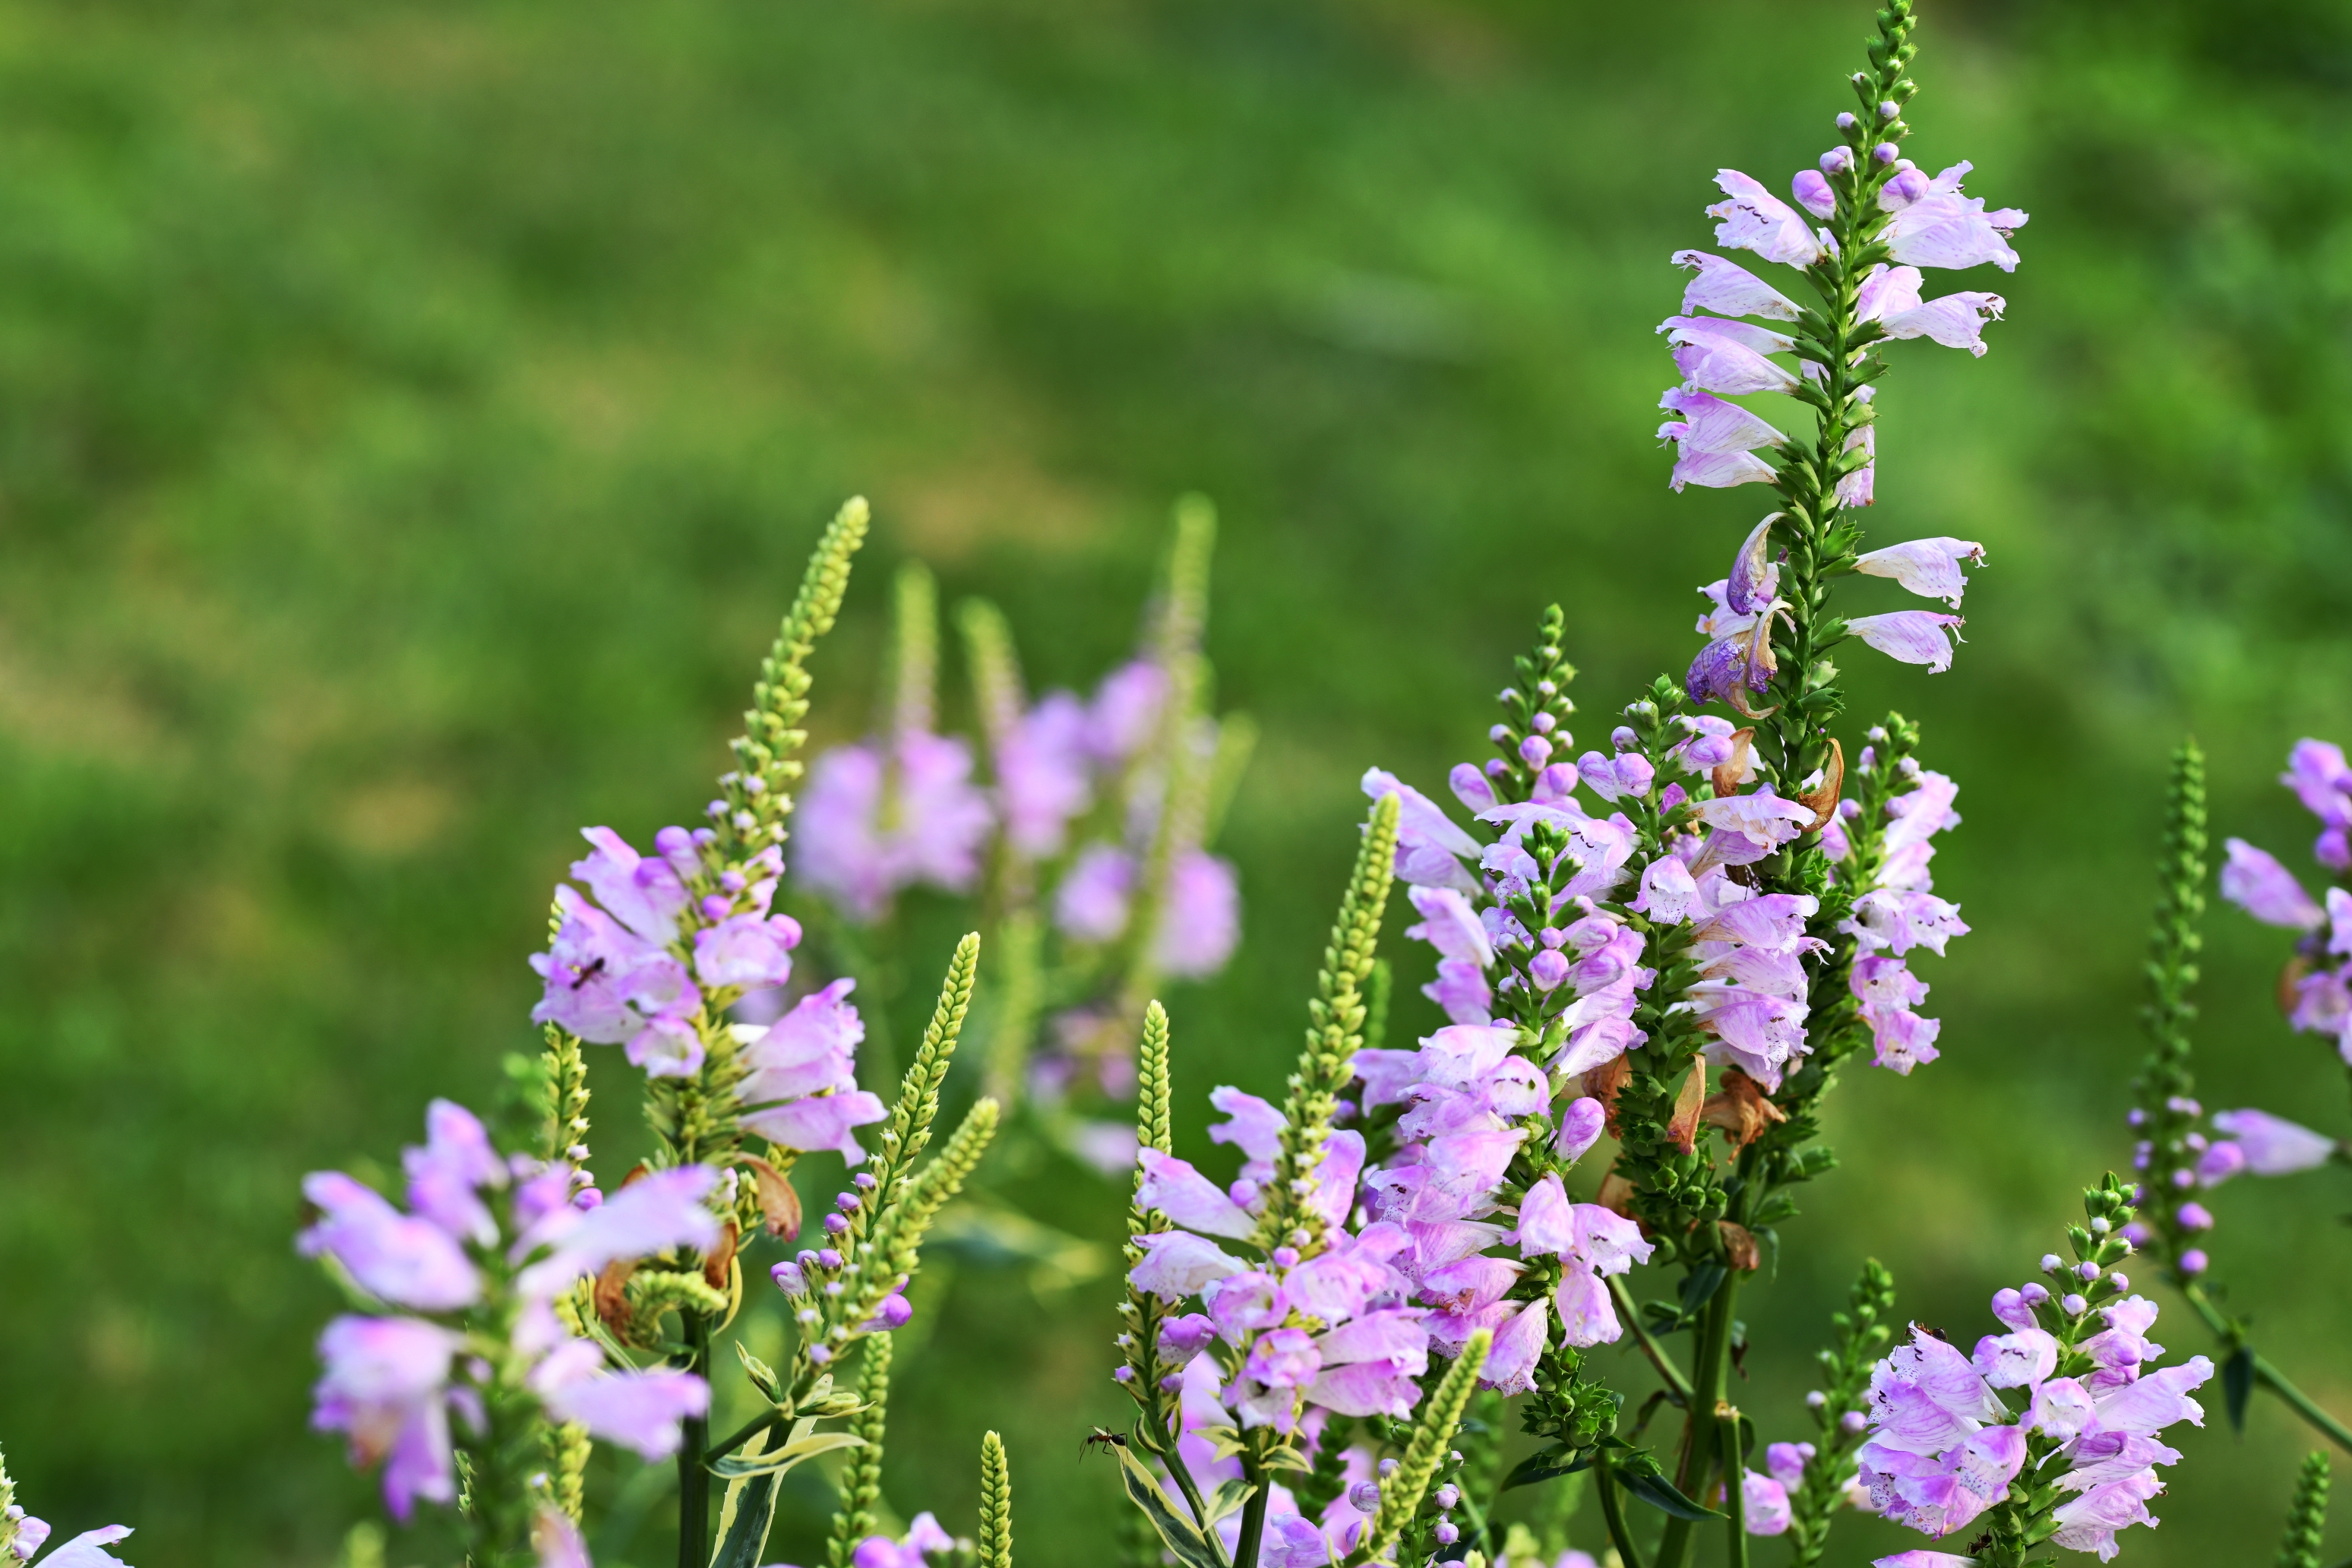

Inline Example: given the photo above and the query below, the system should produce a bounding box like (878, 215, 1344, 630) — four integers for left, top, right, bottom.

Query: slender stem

(1657, 1279, 1740, 1568)
(1155, 1432, 1217, 1540)
(1611, 1276, 1694, 1402)
(677, 1309, 712, 1568)
(2180, 1282, 2352, 1456)
(2258, 1356, 2352, 1457)
(1718, 1404, 1748, 1568)
(1231, 1472, 1271, 1568)
(704, 1408, 782, 1465)
(1596, 1462, 1649, 1568)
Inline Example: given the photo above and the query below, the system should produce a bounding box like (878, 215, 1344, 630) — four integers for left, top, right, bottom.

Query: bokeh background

(4, 0, 2350, 1563)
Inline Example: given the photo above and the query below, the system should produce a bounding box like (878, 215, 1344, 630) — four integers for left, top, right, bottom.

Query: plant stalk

(678, 1308, 712, 1568)
(1596, 1462, 1649, 1568)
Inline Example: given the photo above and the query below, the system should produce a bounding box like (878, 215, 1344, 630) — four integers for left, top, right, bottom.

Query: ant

(1080, 1427, 1128, 1460)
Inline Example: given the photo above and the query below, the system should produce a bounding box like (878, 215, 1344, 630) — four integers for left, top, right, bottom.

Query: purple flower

(1557, 1097, 1608, 1162)
(1686, 789, 1814, 846)
(1478, 1299, 1551, 1396)
(1663, 317, 1801, 396)
(312, 1316, 465, 1520)
(2219, 838, 2323, 930)
(1790, 168, 1835, 220)
(1577, 751, 1657, 803)
(1670, 250, 1801, 321)
(2208, 1108, 2338, 1175)
(1130, 1231, 1248, 1301)
(17, 1528, 135, 1568)
(996, 691, 1093, 857)
(301, 1172, 482, 1312)
(1656, 389, 1785, 491)
(1743, 1468, 1794, 1535)
(1854, 539, 1986, 609)
(1086, 660, 1169, 765)
(530, 887, 699, 1048)
(1706, 170, 1826, 266)
(1159, 851, 1241, 978)
(738, 978, 863, 1107)
(1053, 845, 1135, 942)
(570, 825, 697, 944)
(1136, 1150, 1260, 1240)
(515, 1166, 722, 1301)
(1880, 163, 2027, 273)
(1846, 889, 1969, 957)
(1405, 886, 1494, 969)
(742, 1089, 889, 1164)
(1209, 1086, 1285, 1186)
(1845, 612, 1964, 672)
(528, 1339, 710, 1459)
(795, 733, 992, 923)
(692, 912, 803, 991)
(404, 1099, 504, 1249)
(1158, 1313, 1219, 1361)
(1361, 770, 1481, 894)
(625, 1013, 705, 1080)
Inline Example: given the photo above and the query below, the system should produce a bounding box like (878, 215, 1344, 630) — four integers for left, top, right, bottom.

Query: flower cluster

(1858, 1181, 2212, 1563)
(1825, 735, 1970, 1073)
(300, 1102, 717, 1551)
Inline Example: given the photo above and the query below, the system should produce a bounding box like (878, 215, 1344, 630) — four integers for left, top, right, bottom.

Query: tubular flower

(1826, 755, 1968, 1073)
(796, 732, 993, 923)
(300, 1102, 719, 1521)
(2219, 738, 2352, 1061)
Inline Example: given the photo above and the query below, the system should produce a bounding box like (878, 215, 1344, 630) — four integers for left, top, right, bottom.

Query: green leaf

(2224, 1347, 2255, 1434)
(1202, 1478, 1257, 1525)
(1500, 1446, 1592, 1491)
(1615, 1459, 1720, 1524)
(709, 1430, 866, 1479)
(709, 1427, 788, 1568)
(733, 1342, 781, 1404)
(1678, 1265, 1728, 1318)
(1114, 1443, 1228, 1568)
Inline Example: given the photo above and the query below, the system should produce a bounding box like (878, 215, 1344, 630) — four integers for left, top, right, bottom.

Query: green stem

(1611, 1276, 1694, 1403)
(678, 1309, 712, 1568)
(2182, 1283, 2352, 1456)
(1656, 1279, 1740, 1568)
(1231, 1472, 1271, 1568)
(704, 1409, 781, 1466)
(1596, 1462, 1649, 1568)
(1719, 1405, 1747, 1568)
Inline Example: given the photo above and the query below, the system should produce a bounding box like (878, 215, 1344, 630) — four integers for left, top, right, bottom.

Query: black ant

(1080, 1427, 1127, 1459)
(567, 956, 607, 991)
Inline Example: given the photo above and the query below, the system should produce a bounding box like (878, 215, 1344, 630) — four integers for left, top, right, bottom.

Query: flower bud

(1436, 1485, 1459, 1511)
(2180, 1248, 2209, 1276)
(1837, 112, 1858, 131)
(808, 1345, 833, 1364)
(2126, 1108, 2145, 1127)
(1529, 949, 1571, 993)
(1519, 735, 1554, 767)
(1348, 1482, 1383, 1513)
(1491, 725, 1514, 745)
(1485, 759, 1510, 781)
(836, 1191, 862, 1213)
(1112, 1366, 1133, 1383)
(1872, 143, 1899, 165)
(2061, 1293, 2088, 1316)
(2020, 1282, 2049, 1306)
(2177, 1201, 2214, 1231)
(2040, 1253, 2063, 1273)
(2108, 1272, 2129, 1292)
(1378, 1459, 1400, 1478)
(1557, 1097, 1608, 1163)
(1805, 1390, 1827, 1409)
(1819, 146, 1854, 175)
(1532, 711, 1557, 735)
(1791, 169, 1835, 220)
(818, 1247, 843, 1269)
(1434, 1524, 1459, 1547)
(823, 1213, 850, 1235)
(1271, 1246, 1301, 1270)
(1839, 1411, 1867, 1435)
(1878, 100, 1898, 120)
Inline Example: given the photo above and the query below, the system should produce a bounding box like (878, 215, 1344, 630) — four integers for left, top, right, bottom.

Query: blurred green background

(3, 0, 2350, 1563)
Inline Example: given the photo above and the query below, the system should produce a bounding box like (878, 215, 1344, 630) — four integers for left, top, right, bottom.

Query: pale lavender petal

(740, 1091, 888, 1162)
(1554, 1266, 1622, 1348)
(1157, 851, 1241, 978)
(1707, 170, 1826, 266)
(1879, 293, 2005, 356)
(1136, 1151, 1260, 1239)
(2220, 839, 2325, 930)
(542, 1368, 710, 1460)
(1845, 612, 1964, 672)
(1669, 250, 1802, 321)
(300, 1172, 482, 1312)
(2209, 1108, 2337, 1174)
(1129, 1231, 1248, 1301)
(1853, 539, 1986, 609)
